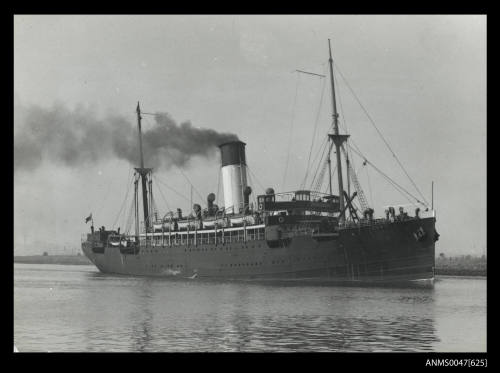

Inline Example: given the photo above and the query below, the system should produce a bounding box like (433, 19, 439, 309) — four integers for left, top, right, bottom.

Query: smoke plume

(14, 102, 239, 172)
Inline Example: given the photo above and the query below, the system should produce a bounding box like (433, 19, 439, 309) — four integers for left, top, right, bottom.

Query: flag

(85, 213, 92, 224)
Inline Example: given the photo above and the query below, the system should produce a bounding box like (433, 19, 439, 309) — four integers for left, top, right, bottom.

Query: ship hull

(82, 217, 436, 286)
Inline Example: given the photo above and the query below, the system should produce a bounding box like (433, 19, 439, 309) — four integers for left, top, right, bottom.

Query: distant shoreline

(14, 255, 91, 265)
(434, 269, 486, 277)
(14, 255, 486, 276)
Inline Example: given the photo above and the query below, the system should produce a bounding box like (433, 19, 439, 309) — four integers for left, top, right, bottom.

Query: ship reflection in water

(14, 264, 486, 352)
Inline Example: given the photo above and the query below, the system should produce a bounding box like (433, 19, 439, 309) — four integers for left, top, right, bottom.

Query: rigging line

(335, 70, 356, 194)
(152, 174, 171, 211)
(295, 69, 326, 78)
(365, 164, 374, 207)
(246, 170, 257, 207)
(310, 153, 326, 191)
(347, 144, 424, 207)
(306, 136, 327, 189)
(335, 69, 350, 136)
(309, 138, 329, 189)
(95, 166, 132, 218)
(309, 151, 325, 190)
(247, 164, 266, 193)
(162, 147, 205, 203)
(153, 175, 191, 203)
(301, 68, 327, 189)
(333, 63, 429, 206)
(348, 144, 420, 208)
(347, 143, 415, 204)
(307, 135, 328, 186)
(124, 187, 138, 233)
(320, 163, 337, 194)
(122, 197, 132, 231)
(151, 195, 160, 220)
(312, 151, 331, 193)
(333, 69, 363, 160)
(113, 173, 134, 229)
(124, 197, 135, 234)
(112, 173, 135, 229)
(216, 167, 221, 206)
(282, 72, 301, 190)
(337, 79, 367, 208)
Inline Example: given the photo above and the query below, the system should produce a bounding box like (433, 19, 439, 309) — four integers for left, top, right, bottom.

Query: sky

(14, 15, 486, 256)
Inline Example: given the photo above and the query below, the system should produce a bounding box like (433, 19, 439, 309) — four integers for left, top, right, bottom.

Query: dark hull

(82, 217, 436, 286)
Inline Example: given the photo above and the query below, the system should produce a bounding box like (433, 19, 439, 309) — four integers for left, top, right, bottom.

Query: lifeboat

(230, 216, 244, 226)
(229, 215, 255, 226)
(203, 219, 217, 229)
(177, 220, 197, 231)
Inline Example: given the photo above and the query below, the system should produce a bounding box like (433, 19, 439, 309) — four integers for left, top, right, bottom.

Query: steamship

(82, 41, 439, 285)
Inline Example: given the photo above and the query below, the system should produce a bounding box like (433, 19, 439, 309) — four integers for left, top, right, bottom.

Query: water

(14, 263, 486, 352)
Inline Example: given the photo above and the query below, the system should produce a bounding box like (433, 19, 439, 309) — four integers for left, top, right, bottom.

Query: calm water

(14, 263, 486, 352)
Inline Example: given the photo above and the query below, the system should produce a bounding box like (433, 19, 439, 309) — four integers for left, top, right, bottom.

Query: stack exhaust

(219, 141, 248, 214)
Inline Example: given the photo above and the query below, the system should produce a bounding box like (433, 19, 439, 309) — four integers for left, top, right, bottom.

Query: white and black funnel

(219, 141, 248, 214)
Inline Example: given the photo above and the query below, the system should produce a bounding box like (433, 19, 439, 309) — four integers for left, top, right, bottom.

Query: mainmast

(327, 39, 349, 223)
(135, 102, 151, 231)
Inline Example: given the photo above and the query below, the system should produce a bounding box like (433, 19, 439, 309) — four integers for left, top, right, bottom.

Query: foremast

(135, 102, 152, 233)
(327, 39, 349, 223)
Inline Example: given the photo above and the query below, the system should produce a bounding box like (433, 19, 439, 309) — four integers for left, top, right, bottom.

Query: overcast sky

(14, 15, 486, 256)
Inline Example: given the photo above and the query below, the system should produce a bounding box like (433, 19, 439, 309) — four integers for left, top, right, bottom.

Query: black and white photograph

(14, 14, 486, 354)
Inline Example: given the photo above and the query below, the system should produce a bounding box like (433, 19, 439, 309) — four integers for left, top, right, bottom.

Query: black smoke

(14, 102, 238, 172)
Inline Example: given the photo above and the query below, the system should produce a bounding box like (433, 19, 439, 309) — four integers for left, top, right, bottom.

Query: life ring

(258, 203, 263, 210)
(278, 216, 285, 223)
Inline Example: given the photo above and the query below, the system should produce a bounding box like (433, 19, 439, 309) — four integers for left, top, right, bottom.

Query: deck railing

(138, 226, 266, 247)
(339, 210, 434, 230)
